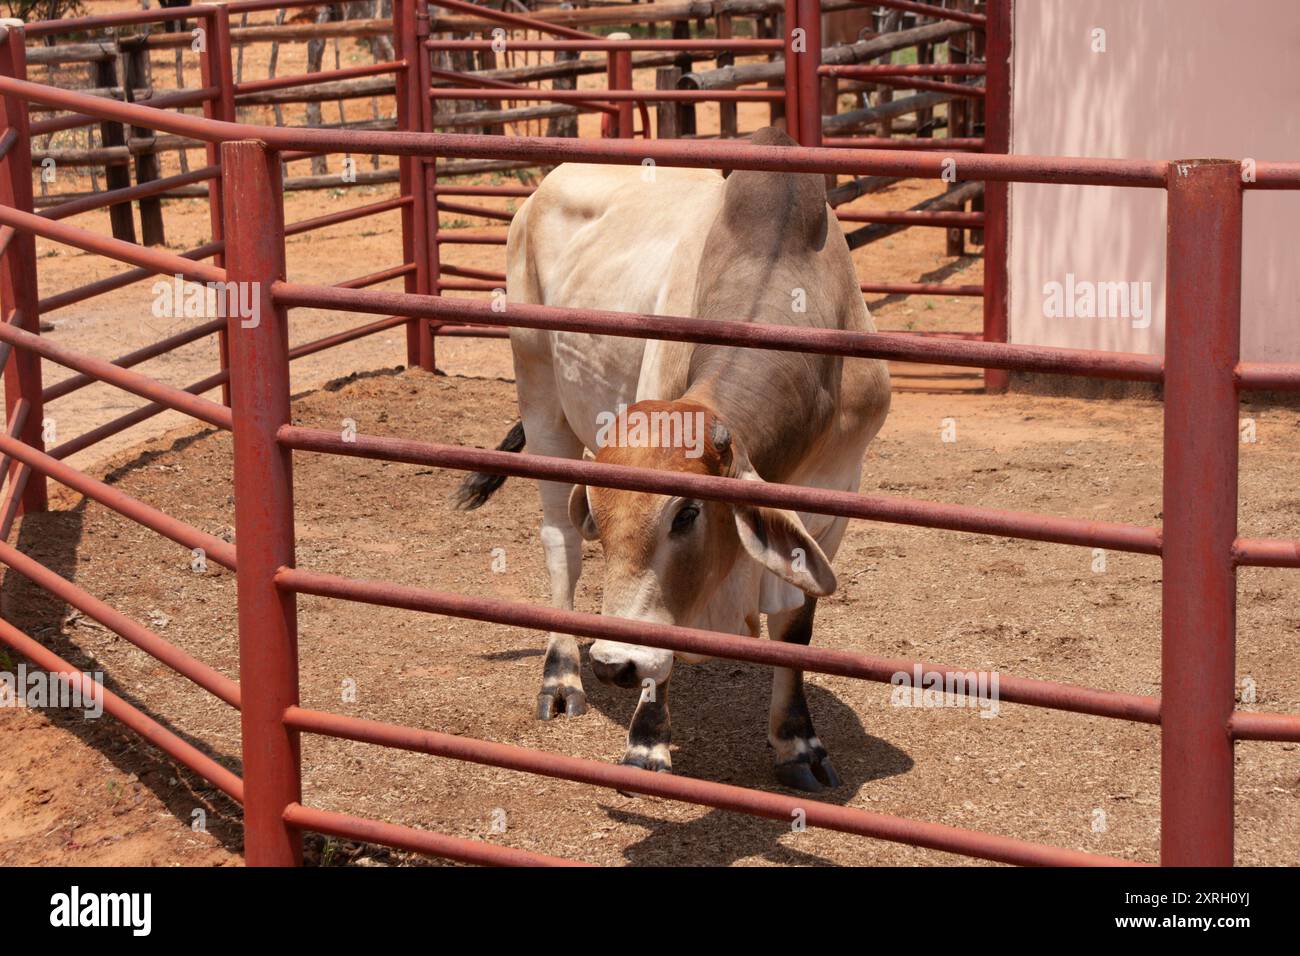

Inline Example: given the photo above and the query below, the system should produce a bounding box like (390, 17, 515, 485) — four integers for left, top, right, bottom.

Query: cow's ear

(727, 443, 836, 596)
(568, 484, 600, 541)
(734, 504, 837, 596)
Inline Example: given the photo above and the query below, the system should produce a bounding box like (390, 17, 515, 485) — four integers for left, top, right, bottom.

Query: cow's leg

(534, 470, 588, 720)
(513, 348, 590, 721)
(767, 596, 841, 792)
(621, 677, 672, 773)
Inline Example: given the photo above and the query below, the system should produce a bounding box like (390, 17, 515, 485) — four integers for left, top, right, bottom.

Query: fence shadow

(582, 652, 913, 866)
(1, 430, 246, 858)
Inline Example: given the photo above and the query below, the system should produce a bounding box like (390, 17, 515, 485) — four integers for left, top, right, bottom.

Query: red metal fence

(2, 2, 1299, 867)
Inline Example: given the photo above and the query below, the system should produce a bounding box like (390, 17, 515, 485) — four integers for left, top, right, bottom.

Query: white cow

(456, 128, 890, 791)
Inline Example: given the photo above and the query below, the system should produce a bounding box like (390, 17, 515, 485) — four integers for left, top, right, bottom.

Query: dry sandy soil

(3, 5, 1296, 868)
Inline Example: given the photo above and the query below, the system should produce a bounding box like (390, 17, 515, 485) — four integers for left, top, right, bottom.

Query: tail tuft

(452, 420, 526, 510)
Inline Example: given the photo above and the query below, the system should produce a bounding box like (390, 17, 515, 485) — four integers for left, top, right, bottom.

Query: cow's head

(569, 400, 836, 688)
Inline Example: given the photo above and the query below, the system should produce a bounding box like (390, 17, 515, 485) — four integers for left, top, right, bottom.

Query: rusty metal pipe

(1160, 160, 1242, 867)
(0, 320, 232, 430)
(282, 803, 587, 867)
(276, 566, 1161, 725)
(0, 73, 1177, 187)
(0, 617, 244, 802)
(0, 428, 237, 568)
(284, 704, 1139, 867)
(272, 281, 1166, 382)
(0, 538, 240, 707)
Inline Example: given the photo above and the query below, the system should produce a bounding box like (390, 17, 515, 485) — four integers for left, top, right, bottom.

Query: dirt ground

(5, 6, 1295, 868)
(5, 361, 1300, 866)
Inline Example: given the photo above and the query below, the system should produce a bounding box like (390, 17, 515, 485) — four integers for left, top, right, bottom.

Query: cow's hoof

(616, 747, 671, 796)
(775, 754, 842, 792)
(536, 687, 587, 720)
(620, 745, 672, 774)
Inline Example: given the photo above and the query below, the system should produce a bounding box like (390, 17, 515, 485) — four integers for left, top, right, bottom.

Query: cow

(454, 127, 891, 792)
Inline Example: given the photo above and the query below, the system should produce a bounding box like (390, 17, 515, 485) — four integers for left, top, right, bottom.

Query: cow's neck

(680, 339, 840, 483)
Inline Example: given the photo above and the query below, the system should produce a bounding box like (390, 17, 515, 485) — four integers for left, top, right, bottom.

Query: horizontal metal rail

(284, 195, 412, 237)
(0, 74, 1197, 188)
(427, 87, 785, 103)
(0, 538, 240, 707)
(272, 282, 1167, 383)
(282, 802, 584, 867)
(0, 321, 232, 431)
(283, 703, 1137, 867)
(425, 38, 786, 52)
(427, 0, 600, 40)
(823, 64, 988, 77)
(236, 59, 405, 96)
(30, 85, 220, 138)
(839, 209, 985, 226)
(824, 136, 985, 151)
(46, 378, 228, 462)
(0, 201, 224, 284)
(863, 281, 983, 296)
(42, 319, 226, 405)
(1230, 710, 1300, 743)
(1235, 362, 1300, 391)
(0, 617, 244, 802)
(40, 165, 220, 221)
(279, 423, 1163, 555)
(1232, 537, 1300, 568)
(278, 565, 1161, 725)
(0, 429, 237, 568)
(39, 240, 224, 315)
(866, 0, 988, 26)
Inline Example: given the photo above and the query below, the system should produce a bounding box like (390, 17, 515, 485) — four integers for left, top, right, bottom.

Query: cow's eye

(671, 504, 700, 535)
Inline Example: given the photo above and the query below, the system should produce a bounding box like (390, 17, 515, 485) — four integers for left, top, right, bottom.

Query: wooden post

(655, 66, 681, 139)
(94, 54, 137, 243)
(120, 36, 166, 246)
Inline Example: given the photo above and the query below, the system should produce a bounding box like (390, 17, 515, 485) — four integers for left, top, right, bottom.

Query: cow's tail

(452, 420, 526, 510)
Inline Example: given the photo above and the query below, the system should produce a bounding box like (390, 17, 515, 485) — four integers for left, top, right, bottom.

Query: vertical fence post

(0, 20, 46, 516)
(793, 0, 821, 147)
(396, 0, 435, 371)
(606, 33, 633, 139)
(780, 0, 800, 138)
(199, 3, 236, 406)
(981, 0, 1011, 393)
(222, 140, 302, 867)
(120, 35, 166, 246)
(93, 54, 137, 243)
(414, 0, 439, 371)
(1161, 159, 1241, 867)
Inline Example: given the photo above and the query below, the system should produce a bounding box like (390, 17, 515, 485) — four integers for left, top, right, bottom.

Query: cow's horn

(711, 420, 731, 455)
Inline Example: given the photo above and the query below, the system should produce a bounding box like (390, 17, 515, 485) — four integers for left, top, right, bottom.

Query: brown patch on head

(585, 401, 742, 616)
(593, 399, 730, 476)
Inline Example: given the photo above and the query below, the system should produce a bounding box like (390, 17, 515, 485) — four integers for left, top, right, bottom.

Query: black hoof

(536, 687, 587, 720)
(775, 760, 826, 792)
(775, 752, 841, 793)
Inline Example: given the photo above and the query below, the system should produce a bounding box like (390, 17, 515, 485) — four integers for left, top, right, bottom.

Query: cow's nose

(590, 657, 640, 688)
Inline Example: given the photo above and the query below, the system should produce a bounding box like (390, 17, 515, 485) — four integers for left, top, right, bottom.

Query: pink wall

(1009, 0, 1300, 361)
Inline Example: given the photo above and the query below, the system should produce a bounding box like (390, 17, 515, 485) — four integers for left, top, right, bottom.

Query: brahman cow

(455, 127, 890, 792)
